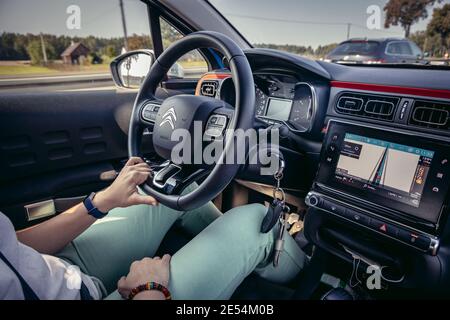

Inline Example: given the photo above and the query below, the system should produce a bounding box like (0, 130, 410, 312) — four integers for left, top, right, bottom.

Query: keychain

(273, 206, 290, 267)
(261, 160, 286, 233)
(259, 160, 290, 267)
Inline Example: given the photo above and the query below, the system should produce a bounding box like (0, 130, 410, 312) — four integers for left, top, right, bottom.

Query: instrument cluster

(198, 72, 316, 133)
(253, 73, 315, 132)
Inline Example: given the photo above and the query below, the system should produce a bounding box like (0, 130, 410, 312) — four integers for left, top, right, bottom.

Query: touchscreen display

(335, 133, 435, 208)
(265, 98, 292, 121)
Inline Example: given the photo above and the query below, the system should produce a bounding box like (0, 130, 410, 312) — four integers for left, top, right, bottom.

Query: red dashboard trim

(331, 81, 450, 100)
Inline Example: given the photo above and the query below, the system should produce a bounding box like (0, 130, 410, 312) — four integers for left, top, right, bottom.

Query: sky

(0, 0, 151, 38)
(1, 0, 449, 48)
(211, 0, 450, 47)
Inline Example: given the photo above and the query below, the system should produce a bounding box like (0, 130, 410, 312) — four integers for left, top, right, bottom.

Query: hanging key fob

(260, 199, 284, 233)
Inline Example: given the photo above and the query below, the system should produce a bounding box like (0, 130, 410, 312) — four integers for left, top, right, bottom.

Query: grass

(0, 65, 59, 76)
(49, 63, 110, 73)
(179, 60, 208, 68)
(0, 60, 203, 78)
(0, 63, 110, 77)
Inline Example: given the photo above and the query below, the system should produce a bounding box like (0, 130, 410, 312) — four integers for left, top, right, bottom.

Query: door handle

(100, 170, 118, 181)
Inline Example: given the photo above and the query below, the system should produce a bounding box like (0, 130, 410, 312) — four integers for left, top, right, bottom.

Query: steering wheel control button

(216, 116, 226, 126)
(209, 116, 218, 124)
(142, 103, 160, 122)
(205, 115, 228, 137)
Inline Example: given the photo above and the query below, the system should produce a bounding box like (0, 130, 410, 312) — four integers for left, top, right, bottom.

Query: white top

(0, 212, 100, 300)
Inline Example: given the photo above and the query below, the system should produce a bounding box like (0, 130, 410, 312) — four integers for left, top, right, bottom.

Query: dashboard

(194, 49, 450, 296)
(197, 72, 316, 132)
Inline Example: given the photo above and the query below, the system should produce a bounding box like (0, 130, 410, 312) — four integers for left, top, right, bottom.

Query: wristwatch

(83, 192, 108, 219)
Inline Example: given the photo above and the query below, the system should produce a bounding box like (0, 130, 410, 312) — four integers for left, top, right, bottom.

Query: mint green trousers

(57, 195, 305, 300)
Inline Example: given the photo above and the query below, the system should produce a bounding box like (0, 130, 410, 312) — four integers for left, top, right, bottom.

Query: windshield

(209, 0, 450, 67)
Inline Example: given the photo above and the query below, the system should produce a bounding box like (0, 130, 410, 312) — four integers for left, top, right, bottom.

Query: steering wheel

(128, 31, 255, 211)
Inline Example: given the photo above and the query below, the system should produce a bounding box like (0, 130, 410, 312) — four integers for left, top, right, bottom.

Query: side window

(160, 18, 209, 79)
(386, 42, 413, 56)
(410, 42, 423, 57)
(386, 43, 401, 55)
(0, 0, 152, 93)
(398, 42, 413, 55)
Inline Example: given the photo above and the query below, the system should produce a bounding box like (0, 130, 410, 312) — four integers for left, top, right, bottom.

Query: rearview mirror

(110, 50, 155, 89)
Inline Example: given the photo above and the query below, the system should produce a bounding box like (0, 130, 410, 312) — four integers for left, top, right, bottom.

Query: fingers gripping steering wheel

(128, 31, 255, 211)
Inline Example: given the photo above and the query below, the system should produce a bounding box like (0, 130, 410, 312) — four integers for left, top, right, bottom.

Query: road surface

(0, 67, 206, 93)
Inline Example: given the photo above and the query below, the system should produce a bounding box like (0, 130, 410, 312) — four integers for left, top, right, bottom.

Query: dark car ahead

(325, 38, 426, 65)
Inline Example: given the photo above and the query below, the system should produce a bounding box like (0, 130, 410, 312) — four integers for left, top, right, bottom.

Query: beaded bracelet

(128, 282, 172, 300)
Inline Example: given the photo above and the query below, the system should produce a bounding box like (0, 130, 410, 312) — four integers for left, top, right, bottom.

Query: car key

(261, 199, 285, 233)
(273, 208, 290, 267)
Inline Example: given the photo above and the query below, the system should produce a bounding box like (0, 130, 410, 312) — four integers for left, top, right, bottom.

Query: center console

(304, 120, 450, 293)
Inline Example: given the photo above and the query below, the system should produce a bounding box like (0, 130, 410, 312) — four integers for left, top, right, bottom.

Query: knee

(221, 204, 270, 242)
(226, 203, 266, 224)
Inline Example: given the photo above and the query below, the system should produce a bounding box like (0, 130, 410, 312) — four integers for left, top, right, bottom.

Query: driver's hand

(117, 255, 171, 300)
(93, 157, 158, 212)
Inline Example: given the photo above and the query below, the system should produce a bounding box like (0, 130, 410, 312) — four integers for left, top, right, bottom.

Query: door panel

(0, 80, 198, 228)
(0, 91, 136, 183)
(0, 90, 136, 227)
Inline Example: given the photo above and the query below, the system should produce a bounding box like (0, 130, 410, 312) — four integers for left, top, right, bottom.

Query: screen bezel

(316, 121, 449, 227)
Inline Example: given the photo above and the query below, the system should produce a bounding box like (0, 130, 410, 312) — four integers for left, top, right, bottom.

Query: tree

(315, 43, 339, 58)
(161, 21, 182, 49)
(410, 30, 442, 56)
(26, 39, 55, 64)
(384, 0, 442, 37)
(105, 45, 117, 57)
(127, 34, 152, 51)
(26, 40, 43, 64)
(427, 4, 450, 55)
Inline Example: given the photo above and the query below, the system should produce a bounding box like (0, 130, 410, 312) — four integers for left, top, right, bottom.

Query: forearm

(16, 157, 155, 255)
(16, 191, 111, 255)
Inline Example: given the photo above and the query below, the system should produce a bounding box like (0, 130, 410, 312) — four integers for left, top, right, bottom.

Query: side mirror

(110, 50, 155, 89)
(423, 52, 430, 58)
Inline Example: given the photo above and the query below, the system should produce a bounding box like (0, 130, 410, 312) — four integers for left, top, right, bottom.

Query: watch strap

(83, 192, 108, 219)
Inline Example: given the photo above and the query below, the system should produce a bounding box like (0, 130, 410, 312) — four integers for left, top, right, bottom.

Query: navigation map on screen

(335, 133, 435, 208)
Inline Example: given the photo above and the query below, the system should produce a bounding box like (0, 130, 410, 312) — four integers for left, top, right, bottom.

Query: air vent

(335, 92, 400, 121)
(409, 100, 450, 130)
(200, 81, 218, 97)
(364, 100, 395, 117)
(337, 96, 363, 112)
